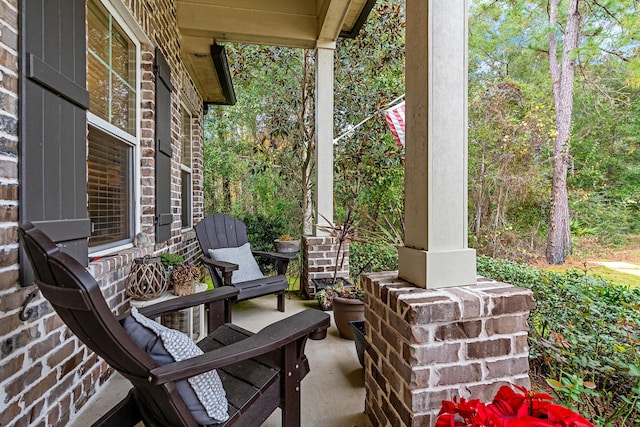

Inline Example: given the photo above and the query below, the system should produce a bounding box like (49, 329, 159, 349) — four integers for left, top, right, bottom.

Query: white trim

(87, 0, 142, 249)
(316, 40, 336, 49)
(98, 0, 151, 45)
(90, 243, 134, 258)
(180, 102, 193, 230)
(88, 113, 136, 145)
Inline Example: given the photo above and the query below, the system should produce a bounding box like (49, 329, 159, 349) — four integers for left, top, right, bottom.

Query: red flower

(436, 385, 594, 427)
(544, 403, 594, 427)
(435, 413, 458, 427)
(438, 396, 481, 420)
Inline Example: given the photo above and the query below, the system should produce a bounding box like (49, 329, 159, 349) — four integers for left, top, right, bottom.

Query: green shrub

(160, 253, 184, 269)
(239, 213, 288, 252)
(350, 242, 398, 281)
(478, 256, 640, 425)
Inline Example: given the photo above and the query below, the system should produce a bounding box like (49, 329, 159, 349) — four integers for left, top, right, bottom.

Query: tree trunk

(546, 0, 580, 264)
(301, 50, 315, 236)
(223, 178, 231, 212)
(474, 150, 485, 238)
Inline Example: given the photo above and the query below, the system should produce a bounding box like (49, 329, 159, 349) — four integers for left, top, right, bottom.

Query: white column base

(398, 247, 477, 289)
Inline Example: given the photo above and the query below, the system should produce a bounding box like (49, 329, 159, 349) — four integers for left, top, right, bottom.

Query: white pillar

(398, 0, 476, 289)
(314, 42, 335, 234)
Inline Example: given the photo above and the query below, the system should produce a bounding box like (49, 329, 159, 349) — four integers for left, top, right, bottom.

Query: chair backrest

(195, 214, 251, 287)
(195, 214, 249, 253)
(19, 223, 197, 426)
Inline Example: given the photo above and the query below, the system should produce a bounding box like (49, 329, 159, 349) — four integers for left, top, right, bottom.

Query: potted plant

(171, 262, 201, 296)
(331, 284, 364, 340)
(311, 208, 358, 293)
(316, 282, 364, 339)
(273, 234, 300, 253)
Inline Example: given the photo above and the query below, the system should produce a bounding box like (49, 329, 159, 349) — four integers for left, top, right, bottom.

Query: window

(181, 106, 193, 228)
(87, 126, 132, 246)
(87, 0, 138, 249)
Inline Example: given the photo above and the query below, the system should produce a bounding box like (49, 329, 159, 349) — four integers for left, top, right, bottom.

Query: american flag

(384, 101, 405, 147)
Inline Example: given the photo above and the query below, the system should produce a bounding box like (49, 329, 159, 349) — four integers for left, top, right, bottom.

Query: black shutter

(155, 49, 174, 243)
(19, 0, 90, 284)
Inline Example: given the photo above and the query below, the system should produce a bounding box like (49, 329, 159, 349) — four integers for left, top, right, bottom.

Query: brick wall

(0, 0, 26, 424)
(363, 272, 535, 427)
(301, 236, 350, 297)
(0, 1, 208, 426)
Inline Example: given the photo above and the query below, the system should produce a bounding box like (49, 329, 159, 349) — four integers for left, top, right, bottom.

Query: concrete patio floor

(69, 293, 369, 427)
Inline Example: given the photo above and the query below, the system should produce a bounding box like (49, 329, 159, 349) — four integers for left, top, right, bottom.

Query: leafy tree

(204, 45, 311, 237)
(204, 0, 406, 248)
(470, 0, 640, 261)
(333, 0, 405, 224)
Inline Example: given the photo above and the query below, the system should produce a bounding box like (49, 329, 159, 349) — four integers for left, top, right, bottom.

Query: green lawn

(589, 266, 640, 289)
(542, 264, 640, 289)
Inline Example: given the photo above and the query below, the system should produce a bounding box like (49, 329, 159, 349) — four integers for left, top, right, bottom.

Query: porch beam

(318, 0, 352, 43)
(398, 0, 476, 289)
(177, 2, 318, 48)
(314, 43, 335, 234)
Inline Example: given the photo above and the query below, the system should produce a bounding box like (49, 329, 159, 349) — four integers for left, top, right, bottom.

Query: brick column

(363, 272, 535, 427)
(301, 236, 349, 297)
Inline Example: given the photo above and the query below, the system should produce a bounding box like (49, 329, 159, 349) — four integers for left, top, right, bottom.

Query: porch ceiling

(177, 0, 376, 104)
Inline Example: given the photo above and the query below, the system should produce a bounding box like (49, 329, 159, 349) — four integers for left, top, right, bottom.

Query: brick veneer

(301, 235, 350, 297)
(0, 1, 208, 425)
(363, 272, 535, 427)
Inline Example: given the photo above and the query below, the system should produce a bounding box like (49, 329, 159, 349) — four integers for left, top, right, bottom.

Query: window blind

(88, 126, 131, 247)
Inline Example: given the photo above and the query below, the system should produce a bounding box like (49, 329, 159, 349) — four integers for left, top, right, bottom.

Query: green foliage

(350, 242, 398, 280)
(203, 0, 407, 244)
(202, 0, 640, 267)
(478, 256, 640, 424)
(238, 213, 288, 252)
(468, 0, 640, 258)
(159, 253, 184, 269)
(333, 0, 405, 225)
(204, 44, 308, 230)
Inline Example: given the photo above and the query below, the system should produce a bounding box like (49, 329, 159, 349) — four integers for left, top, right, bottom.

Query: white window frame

(87, 0, 141, 254)
(180, 103, 194, 230)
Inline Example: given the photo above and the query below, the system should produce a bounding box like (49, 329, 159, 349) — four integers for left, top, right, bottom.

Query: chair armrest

(252, 251, 297, 276)
(200, 256, 239, 286)
(253, 251, 297, 261)
(148, 309, 330, 385)
(136, 286, 239, 318)
(200, 256, 238, 273)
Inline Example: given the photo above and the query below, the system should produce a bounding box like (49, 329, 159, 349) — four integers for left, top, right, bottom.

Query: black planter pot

(349, 320, 365, 367)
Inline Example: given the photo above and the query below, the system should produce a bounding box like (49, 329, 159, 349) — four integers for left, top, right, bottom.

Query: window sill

(87, 245, 154, 280)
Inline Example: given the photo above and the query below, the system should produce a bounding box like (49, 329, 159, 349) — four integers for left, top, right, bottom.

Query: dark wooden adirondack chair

(19, 223, 329, 427)
(195, 214, 296, 312)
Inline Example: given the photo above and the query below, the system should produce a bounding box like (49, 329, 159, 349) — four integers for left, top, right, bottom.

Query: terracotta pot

(332, 296, 364, 340)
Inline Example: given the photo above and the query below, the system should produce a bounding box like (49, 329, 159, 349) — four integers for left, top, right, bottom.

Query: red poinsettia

(436, 385, 594, 427)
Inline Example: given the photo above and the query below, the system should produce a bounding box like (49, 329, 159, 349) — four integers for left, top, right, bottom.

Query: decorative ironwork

(19, 290, 39, 321)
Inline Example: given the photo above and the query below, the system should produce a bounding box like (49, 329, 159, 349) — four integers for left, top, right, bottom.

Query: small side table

(130, 282, 208, 341)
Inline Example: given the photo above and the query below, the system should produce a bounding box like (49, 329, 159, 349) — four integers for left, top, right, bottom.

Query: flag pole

(333, 94, 405, 144)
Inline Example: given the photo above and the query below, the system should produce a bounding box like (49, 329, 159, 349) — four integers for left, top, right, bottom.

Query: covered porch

(3, 0, 535, 425)
(183, 3, 512, 423)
